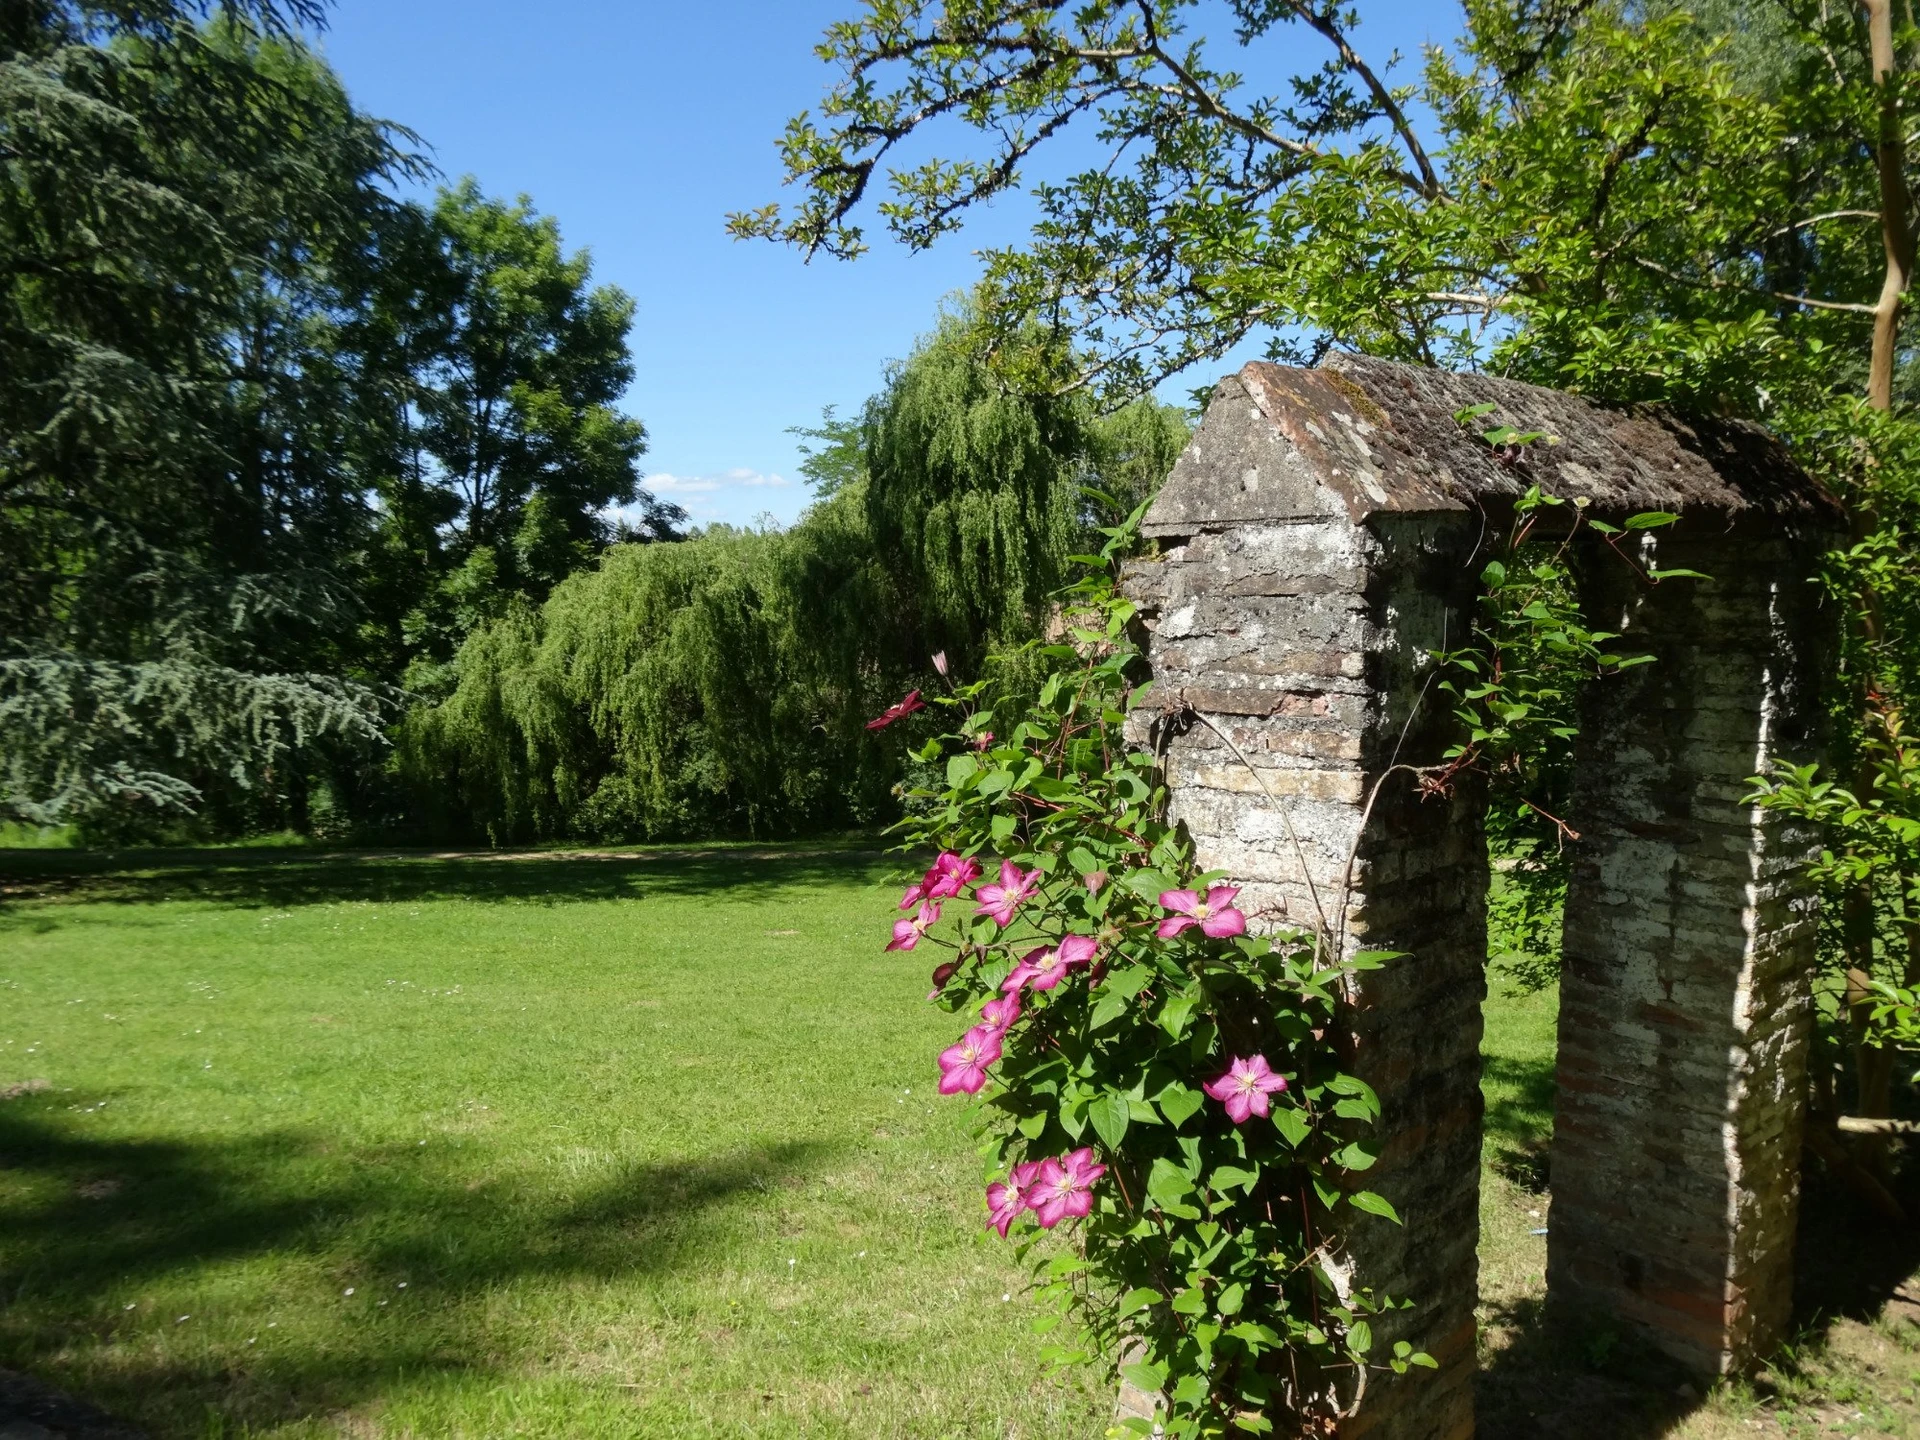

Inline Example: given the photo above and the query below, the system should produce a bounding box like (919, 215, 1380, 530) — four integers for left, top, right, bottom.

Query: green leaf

(1210, 1164, 1259, 1194)
(1120, 1360, 1168, 1395)
(1230, 1412, 1273, 1434)
(1216, 1281, 1246, 1316)
(990, 812, 1017, 846)
(1348, 1319, 1373, 1354)
(1349, 1190, 1402, 1224)
(945, 753, 978, 788)
(1624, 511, 1679, 530)
(1227, 1322, 1282, 1347)
(1118, 1287, 1162, 1317)
(1157, 990, 1198, 1038)
(1330, 1142, 1376, 1171)
(1147, 1157, 1193, 1209)
(1271, 1105, 1310, 1148)
(1089, 987, 1132, 1030)
(1170, 1286, 1208, 1316)
(1086, 1091, 1130, 1150)
(1156, 1082, 1205, 1126)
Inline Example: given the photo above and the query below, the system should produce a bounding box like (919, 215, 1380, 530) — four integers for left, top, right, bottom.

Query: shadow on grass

(1475, 1046, 1920, 1437)
(1482, 1052, 1555, 1196)
(0, 1097, 833, 1432)
(0, 843, 899, 918)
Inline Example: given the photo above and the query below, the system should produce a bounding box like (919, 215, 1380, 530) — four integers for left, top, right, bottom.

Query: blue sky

(316, 0, 1457, 528)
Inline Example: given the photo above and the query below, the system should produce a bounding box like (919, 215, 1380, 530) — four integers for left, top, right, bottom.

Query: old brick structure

(1121, 355, 1839, 1437)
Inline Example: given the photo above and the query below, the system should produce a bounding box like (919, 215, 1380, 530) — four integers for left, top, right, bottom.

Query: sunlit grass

(0, 847, 1103, 1438)
(16, 845, 1896, 1440)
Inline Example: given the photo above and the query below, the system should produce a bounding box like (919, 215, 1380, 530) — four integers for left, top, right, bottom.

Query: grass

(0, 846, 1101, 1438)
(1, 845, 1916, 1438)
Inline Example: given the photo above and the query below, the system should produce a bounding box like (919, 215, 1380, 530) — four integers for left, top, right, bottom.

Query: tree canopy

(0, 1, 675, 832)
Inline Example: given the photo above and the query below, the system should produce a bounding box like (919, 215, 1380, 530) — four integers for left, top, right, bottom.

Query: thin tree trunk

(1868, 0, 1914, 410)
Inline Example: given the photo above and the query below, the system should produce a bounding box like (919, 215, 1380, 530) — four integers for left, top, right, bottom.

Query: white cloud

(605, 467, 798, 526)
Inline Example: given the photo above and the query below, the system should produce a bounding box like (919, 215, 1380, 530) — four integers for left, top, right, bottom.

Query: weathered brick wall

(1119, 354, 1838, 1435)
(1126, 389, 1487, 1437)
(1549, 528, 1831, 1373)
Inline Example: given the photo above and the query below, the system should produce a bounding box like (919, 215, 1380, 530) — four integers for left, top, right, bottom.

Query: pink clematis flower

(986, 1160, 1044, 1237)
(972, 730, 994, 752)
(1202, 1054, 1290, 1124)
(1030, 1148, 1107, 1228)
(981, 991, 1022, 1033)
(900, 851, 982, 909)
(887, 901, 941, 951)
(1156, 885, 1248, 940)
(1003, 934, 1098, 993)
(866, 689, 926, 731)
(974, 860, 1040, 927)
(938, 1024, 1004, 1095)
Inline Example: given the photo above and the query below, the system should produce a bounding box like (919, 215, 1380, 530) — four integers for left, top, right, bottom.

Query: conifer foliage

(0, 2, 670, 832)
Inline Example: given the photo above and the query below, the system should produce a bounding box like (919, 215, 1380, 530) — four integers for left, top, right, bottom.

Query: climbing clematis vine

(938, 1024, 1003, 1095)
(1156, 885, 1248, 939)
(1202, 1054, 1290, 1124)
(887, 901, 941, 951)
(973, 859, 1039, 927)
(985, 1160, 1043, 1237)
(1029, 1148, 1107, 1228)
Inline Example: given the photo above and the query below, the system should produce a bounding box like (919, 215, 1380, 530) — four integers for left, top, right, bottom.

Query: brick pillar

(1134, 510, 1484, 1440)
(1548, 526, 1830, 1374)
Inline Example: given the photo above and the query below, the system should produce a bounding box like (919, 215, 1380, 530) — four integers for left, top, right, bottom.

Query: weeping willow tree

(401, 486, 911, 841)
(405, 304, 1190, 843)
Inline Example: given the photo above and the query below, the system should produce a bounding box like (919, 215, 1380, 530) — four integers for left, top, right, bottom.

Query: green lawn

(0, 846, 1104, 1438)
(3, 846, 1911, 1440)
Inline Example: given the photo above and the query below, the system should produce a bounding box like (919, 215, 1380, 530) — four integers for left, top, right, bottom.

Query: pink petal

(1057, 935, 1098, 966)
(1257, 1072, 1290, 1094)
(1156, 915, 1198, 939)
(1202, 1074, 1237, 1102)
(1201, 907, 1247, 939)
(1029, 955, 1069, 991)
(1224, 1090, 1254, 1124)
(1158, 889, 1200, 917)
(1204, 885, 1241, 910)
(939, 1064, 984, 1095)
(1064, 1148, 1106, 1185)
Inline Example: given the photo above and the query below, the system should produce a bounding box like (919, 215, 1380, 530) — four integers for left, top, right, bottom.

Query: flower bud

(930, 960, 959, 993)
(1083, 870, 1108, 893)
(931, 651, 949, 676)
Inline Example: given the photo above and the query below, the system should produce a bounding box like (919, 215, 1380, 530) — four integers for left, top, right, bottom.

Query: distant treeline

(0, 1, 1187, 845)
